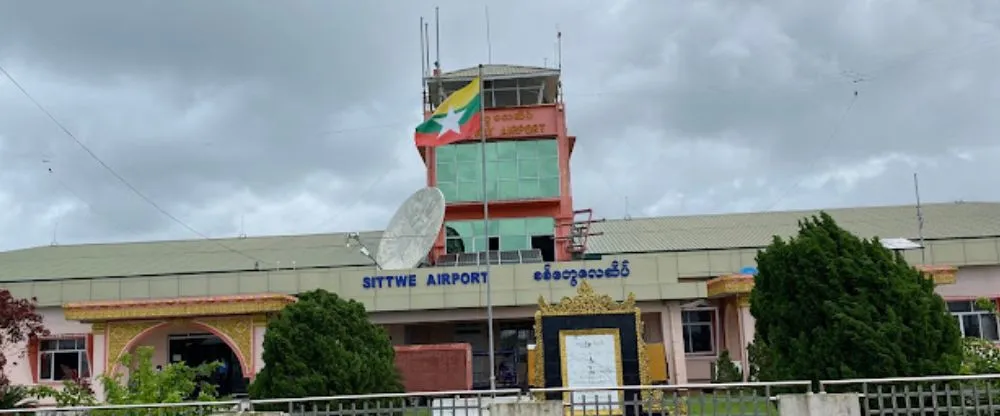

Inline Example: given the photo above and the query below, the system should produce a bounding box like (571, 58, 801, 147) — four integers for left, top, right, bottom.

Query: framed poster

(559, 328, 624, 415)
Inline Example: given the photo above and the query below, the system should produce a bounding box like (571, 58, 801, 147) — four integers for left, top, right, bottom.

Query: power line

(761, 90, 861, 212)
(0, 64, 268, 265)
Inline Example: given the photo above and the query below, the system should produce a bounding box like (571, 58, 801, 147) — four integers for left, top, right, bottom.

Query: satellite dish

(375, 187, 446, 270)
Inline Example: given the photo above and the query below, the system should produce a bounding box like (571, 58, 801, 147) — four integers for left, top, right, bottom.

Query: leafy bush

(33, 368, 96, 407)
(749, 212, 962, 382)
(711, 350, 743, 383)
(0, 384, 37, 409)
(0, 289, 48, 390)
(960, 337, 1000, 375)
(250, 289, 402, 399)
(100, 346, 221, 404)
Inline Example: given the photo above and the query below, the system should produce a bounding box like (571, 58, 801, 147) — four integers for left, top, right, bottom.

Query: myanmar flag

(414, 77, 482, 147)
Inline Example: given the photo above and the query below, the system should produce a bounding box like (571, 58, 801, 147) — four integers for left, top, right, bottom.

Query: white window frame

(948, 300, 1000, 342)
(681, 307, 718, 356)
(38, 337, 89, 382)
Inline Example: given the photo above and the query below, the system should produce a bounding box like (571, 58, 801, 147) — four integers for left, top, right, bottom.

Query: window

(682, 309, 716, 355)
(445, 217, 555, 253)
(949, 300, 1000, 341)
(435, 139, 559, 203)
(434, 76, 554, 109)
(38, 338, 89, 381)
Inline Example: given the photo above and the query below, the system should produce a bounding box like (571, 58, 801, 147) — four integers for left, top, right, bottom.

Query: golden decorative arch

(195, 317, 255, 375)
(66, 294, 294, 376)
(106, 320, 166, 370)
(532, 281, 654, 403)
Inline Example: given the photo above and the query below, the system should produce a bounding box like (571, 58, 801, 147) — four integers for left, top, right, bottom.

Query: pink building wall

(1, 307, 91, 404)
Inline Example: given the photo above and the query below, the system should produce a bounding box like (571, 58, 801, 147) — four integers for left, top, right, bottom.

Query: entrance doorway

(168, 333, 247, 397)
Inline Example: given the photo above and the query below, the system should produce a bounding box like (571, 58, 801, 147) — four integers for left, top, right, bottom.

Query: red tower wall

(422, 103, 575, 262)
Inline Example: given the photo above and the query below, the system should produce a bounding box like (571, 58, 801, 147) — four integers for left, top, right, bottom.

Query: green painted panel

(208, 275, 239, 295)
(91, 281, 121, 300)
(178, 276, 208, 297)
(33, 282, 61, 305)
(61, 281, 91, 302)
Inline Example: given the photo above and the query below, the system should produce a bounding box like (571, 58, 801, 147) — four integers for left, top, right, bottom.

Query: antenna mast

(50, 220, 59, 246)
(420, 17, 427, 79)
(913, 172, 926, 264)
(239, 214, 247, 239)
(434, 7, 443, 106)
(557, 28, 563, 70)
(424, 22, 431, 78)
(485, 5, 493, 64)
(420, 17, 428, 111)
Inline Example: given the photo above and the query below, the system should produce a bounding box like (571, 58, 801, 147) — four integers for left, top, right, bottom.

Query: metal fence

(533, 381, 811, 416)
(7, 375, 1000, 416)
(821, 373, 1000, 415)
(0, 389, 526, 416)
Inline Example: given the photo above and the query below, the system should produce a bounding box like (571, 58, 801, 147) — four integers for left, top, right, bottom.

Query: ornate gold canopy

(532, 281, 653, 402)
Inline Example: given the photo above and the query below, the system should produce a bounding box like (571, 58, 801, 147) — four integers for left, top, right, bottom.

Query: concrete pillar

(736, 294, 755, 380)
(91, 326, 107, 401)
(659, 302, 687, 384)
(777, 394, 860, 416)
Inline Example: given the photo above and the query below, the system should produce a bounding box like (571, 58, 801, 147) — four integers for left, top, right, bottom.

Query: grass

(683, 396, 778, 415)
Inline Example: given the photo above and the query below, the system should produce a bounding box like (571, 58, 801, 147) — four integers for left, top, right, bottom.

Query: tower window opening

(488, 236, 500, 251)
(531, 235, 555, 262)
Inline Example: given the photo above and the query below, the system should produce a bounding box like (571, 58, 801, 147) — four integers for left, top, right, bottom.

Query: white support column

(90, 325, 107, 402)
(660, 301, 688, 384)
(737, 294, 755, 380)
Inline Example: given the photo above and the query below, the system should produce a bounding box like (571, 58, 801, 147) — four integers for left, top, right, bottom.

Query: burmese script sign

(480, 106, 558, 139)
(560, 329, 624, 414)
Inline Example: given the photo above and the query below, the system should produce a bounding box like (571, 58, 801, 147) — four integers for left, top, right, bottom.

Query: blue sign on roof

(740, 266, 758, 275)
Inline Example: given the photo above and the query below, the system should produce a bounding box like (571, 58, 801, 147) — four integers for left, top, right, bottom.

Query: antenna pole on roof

(913, 172, 926, 264)
(478, 63, 497, 392)
(485, 5, 492, 64)
(420, 17, 426, 79)
(50, 220, 59, 246)
(434, 7, 444, 106)
(557, 27, 562, 70)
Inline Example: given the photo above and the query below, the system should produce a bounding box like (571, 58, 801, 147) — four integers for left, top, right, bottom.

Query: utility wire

(0, 64, 267, 265)
(761, 90, 861, 212)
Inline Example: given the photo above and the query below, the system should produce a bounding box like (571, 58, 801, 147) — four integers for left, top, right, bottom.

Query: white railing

(6, 375, 1000, 416)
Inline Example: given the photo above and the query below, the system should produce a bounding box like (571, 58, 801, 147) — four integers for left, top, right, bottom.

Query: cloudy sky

(0, 0, 998, 251)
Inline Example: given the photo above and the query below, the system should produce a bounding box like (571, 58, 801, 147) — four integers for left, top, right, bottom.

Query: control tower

(416, 64, 601, 267)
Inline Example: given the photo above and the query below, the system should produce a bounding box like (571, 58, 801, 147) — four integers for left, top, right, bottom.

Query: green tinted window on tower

(435, 139, 560, 203)
(444, 217, 556, 253)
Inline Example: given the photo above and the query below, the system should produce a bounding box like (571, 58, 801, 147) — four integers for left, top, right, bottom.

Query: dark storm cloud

(0, 0, 997, 250)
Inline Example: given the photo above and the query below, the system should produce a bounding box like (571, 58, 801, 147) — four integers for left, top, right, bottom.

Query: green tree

(100, 346, 220, 404)
(0, 289, 48, 390)
(250, 289, 402, 399)
(749, 212, 962, 382)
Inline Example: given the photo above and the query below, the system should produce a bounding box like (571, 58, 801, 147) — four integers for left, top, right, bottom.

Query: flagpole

(478, 63, 497, 392)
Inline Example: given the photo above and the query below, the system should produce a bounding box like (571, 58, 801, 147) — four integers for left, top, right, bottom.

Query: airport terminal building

(3, 64, 1000, 398)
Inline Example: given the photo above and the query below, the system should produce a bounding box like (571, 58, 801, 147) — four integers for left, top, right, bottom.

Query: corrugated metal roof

(435, 64, 559, 80)
(0, 202, 996, 282)
(0, 231, 382, 282)
(588, 202, 1000, 254)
